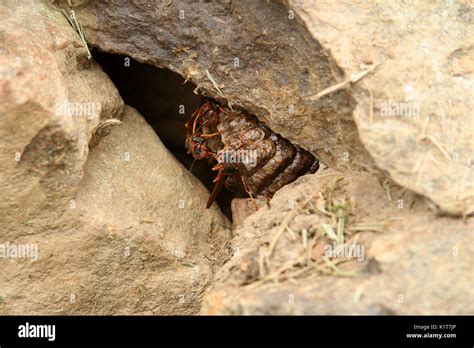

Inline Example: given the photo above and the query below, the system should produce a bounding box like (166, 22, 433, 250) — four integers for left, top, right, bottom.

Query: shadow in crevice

(93, 49, 234, 219)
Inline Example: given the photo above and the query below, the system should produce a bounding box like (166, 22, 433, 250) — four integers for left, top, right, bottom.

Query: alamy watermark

(0, 241, 38, 261)
(54, 101, 100, 119)
(216, 149, 258, 168)
(324, 242, 365, 262)
(380, 100, 420, 117)
(18, 322, 55, 341)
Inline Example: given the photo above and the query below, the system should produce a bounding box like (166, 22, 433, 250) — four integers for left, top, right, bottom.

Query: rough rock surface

(292, 0, 474, 215)
(60, 0, 474, 215)
(0, 0, 230, 314)
(2, 0, 472, 316)
(56, 0, 373, 170)
(61, 106, 230, 315)
(202, 170, 473, 314)
(0, 0, 123, 240)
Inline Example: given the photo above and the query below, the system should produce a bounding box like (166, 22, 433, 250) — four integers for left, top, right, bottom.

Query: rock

(0, 0, 123, 241)
(202, 170, 473, 314)
(291, 0, 474, 215)
(231, 198, 265, 232)
(2, 0, 471, 316)
(55, 0, 374, 170)
(59, 0, 474, 215)
(60, 106, 230, 315)
(0, 0, 230, 314)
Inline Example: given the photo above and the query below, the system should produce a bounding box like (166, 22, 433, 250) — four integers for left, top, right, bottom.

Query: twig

(420, 135, 452, 162)
(205, 255, 218, 261)
(286, 226, 297, 241)
(347, 219, 394, 233)
(205, 69, 234, 111)
(301, 228, 308, 249)
(322, 257, 357, 277)
(336, 207, 345, 245)
(266, 191, 314, 257)
(205, 69, 224, 96)
(415, 153, 430, 188)
(306, 63, 380, 101)
(62, 2, 92, 60)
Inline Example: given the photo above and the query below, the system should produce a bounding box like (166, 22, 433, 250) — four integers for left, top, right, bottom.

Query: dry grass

(305, 63, 380, 101)
(244, 177, 394, 288)
(61, 0, 91, 60)
(205, 69, 234, 111)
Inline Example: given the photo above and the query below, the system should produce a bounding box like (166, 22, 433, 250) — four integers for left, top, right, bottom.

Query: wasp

(184, 102, 221, 161)
(206, 160, 248, 209)
(185, 101, 319, 208)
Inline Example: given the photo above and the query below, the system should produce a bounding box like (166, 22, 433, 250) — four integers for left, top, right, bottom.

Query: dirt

(203, 170, 473, 314)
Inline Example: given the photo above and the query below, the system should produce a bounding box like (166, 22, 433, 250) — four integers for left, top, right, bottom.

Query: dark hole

(93, 49, 234, 219)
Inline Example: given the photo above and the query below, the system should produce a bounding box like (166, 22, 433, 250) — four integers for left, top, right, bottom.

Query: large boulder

(202, 171, 473, 314)
(59, 0, 474, 215)
(55, 0, 372, 170)
(292, 0, 473, 215)
(0, 0, 230, 314)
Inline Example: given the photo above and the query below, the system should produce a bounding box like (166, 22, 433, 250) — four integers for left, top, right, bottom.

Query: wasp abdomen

(262, 145, 319, 196)
(186, 101, 320, 202)
(245, 134, 296, 195)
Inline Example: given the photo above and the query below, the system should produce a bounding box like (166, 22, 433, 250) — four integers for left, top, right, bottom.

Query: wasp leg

(200, 131, 221, 138)
(206, 167, 226, 209)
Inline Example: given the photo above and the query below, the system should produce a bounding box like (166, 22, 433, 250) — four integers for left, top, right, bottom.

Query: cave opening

(93, 50, 235, 219)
